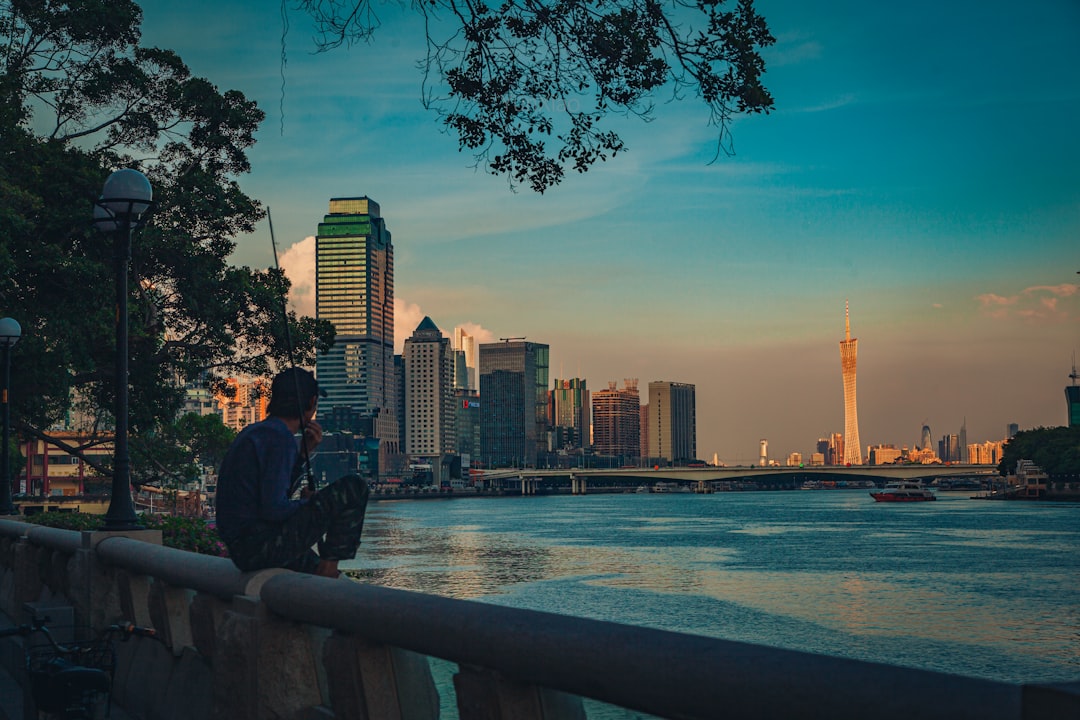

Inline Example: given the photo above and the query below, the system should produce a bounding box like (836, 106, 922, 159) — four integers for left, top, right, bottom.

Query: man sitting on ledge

(215, 368, 369, 578)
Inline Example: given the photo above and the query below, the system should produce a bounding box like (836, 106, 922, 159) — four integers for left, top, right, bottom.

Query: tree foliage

(997, 426, 1080, 477)
(299, 0, 774, 191)
(0, 0, 334, 476)
(130, 412, 236, 487)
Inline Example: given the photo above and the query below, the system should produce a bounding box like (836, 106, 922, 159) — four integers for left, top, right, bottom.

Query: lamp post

(94, 169, 154, 531)
(0, 317, 21, 515)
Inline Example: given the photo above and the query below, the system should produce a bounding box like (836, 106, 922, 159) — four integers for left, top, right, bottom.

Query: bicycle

(0, 618, 158, 720)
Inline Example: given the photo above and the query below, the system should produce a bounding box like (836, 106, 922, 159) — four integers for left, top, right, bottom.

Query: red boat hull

(870, 493, 936, 502)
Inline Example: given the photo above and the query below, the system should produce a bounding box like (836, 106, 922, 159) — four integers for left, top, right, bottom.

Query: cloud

(455, 322, 496, 346)
(395, 298, 427, 352)
(279, 236, 316, 317)
(976, 283, 1079, 321)
(791, 94, 858, 114)
(1024, 283, 1079, 298)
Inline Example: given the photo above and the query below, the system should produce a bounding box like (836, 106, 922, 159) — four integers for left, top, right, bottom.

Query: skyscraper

(314, 197, 398, 453)
(403, 317, 456, 461)
(551, 377, 590, 450)
(1067, 361, 1080, 428)
(838, 301, 863, 465)
(646, 381, 696, 464)
(453, 327, 478, 391)
(479, 339, 549, 467)
(591, 380, 639, 458)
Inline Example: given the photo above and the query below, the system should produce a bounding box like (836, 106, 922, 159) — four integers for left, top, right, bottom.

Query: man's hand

(302, 419, 323, 455)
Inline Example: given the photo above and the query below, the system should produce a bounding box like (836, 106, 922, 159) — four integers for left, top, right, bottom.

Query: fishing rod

(268, 207, 317, 497)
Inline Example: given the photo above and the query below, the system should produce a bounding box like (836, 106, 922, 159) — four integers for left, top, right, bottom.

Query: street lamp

(94, 169, 154, 531)
(0, 317, 21, 515)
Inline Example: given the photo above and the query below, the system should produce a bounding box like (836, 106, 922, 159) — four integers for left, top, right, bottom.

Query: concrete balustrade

(1, 517, 1077, 720)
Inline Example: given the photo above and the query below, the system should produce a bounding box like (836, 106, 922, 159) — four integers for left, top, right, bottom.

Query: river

(340, 490, 1079, 702)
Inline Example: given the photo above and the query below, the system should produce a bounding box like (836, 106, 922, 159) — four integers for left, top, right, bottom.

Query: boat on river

(870, 481, 936, 502)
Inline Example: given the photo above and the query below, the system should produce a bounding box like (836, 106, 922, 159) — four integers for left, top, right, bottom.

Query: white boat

(651, 481, 692, 494)
(870, 481, 936, 502)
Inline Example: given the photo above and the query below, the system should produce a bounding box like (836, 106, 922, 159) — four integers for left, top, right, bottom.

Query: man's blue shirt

(216, 417, 306, 544)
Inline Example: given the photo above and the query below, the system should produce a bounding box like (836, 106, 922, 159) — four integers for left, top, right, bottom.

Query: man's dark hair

(267, 368, 325, 418)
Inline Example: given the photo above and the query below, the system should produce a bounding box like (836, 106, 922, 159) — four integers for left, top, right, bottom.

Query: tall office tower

(647, 381, 696, 463)
(919, 424, 933, 451)
(838, 301, 863, 464)
(829, 432, 844, 466)
(816, 438, 830, 462)
(551, 378, 589, 450)
(640, 405, 649, 458)
(1067, 361, 1080, 427)
(479, 339, 549, 467)
(959, 418, 968, 463)
(454, 389, 481, 461)
(591, 380, 640, 458)
(403, 317, 456, 462)
(938, 434, 960, 463)
(454, 327, 479, 391)
(1006, 423, 1019, 439)
(314, 197, 399, 453)
(759, 439, 768, 467)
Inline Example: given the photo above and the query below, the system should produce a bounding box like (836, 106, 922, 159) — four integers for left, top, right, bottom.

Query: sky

(134, 0, 1080, 464)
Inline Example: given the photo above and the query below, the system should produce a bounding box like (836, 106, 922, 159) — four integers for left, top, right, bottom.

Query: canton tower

(839, 301, 863, 464)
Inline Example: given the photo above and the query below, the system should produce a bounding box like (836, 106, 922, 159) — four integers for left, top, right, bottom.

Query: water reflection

(339, 493, 1080, 682)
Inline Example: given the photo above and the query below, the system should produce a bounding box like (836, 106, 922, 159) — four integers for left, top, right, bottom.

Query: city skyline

(133, 0, 1079, 463)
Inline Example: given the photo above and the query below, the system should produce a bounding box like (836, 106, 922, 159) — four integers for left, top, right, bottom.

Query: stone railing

(0, 518, 1076, 720)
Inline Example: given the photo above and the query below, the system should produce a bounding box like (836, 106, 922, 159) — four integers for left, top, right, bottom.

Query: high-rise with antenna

(839, 301, 863, 464)
(1066, 355, 1080, 427)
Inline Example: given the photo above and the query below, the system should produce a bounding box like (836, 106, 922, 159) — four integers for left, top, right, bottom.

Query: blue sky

(137, 0, 1079, 463)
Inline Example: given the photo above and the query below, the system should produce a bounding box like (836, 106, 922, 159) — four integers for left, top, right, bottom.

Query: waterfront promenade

(1, 510, 1077, 719)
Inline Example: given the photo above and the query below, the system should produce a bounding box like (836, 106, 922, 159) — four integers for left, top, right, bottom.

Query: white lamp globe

(0, 317, 21, 348)
(101, 169, 152, 215)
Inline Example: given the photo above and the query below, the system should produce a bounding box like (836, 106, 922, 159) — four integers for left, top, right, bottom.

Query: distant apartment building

(591, 380, 640, 458)
(479, 339, 549, 467)
(809, 452, 825, 466)
(867, 444, 901, 465)
(314, 196, 399, 454)
(786, 452, 803, 467)
(182, 376, 222, 419)
(214, 377, 268, 432)
(550, 378, 589, 451)
(968, 440, 1004, 465)
(403, 317, 456, 463)
(646, 381, 696, 463)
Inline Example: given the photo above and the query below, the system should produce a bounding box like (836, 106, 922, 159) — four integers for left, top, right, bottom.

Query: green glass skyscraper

(315, 197, 398, 450)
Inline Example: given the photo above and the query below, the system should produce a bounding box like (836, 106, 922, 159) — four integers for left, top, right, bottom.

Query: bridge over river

(475, 464, 995, 495)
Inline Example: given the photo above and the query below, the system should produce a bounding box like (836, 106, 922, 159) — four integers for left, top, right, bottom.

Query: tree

(299, 0, 774, 192)
(0, 0, 333, 478)
(130, 412, 235, 488)
(997, 426, 1080, 477)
